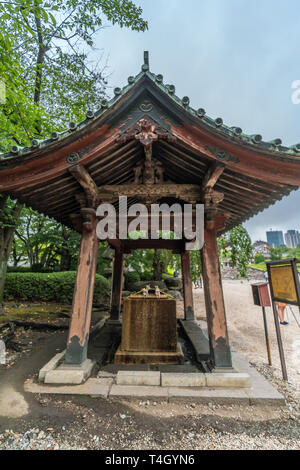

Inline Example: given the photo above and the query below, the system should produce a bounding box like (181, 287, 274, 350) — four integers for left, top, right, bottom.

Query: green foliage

(12, 206, 81, 269)
(4, 271, 110, 304)
(125, 249, 154, 276)
(229, 225, 253, 278)
(0, 0, 148, 149)
(190, 250, 202, 282)
(254, 253, 265, 264)
(7, 265, 32, 273)
(217, 234, 229, 260)
(125, 271, 140, 290)
(269, 245, 287, 261)
(96, 242, 111, 276)
(140, 271, 153, 281)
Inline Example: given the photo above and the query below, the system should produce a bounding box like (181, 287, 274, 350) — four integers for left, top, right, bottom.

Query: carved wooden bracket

(98, 183, 202, 204)
(69, 164, 99, 208)
(204, 188, 224, 208)
(116, 116, 176, 148)
(117, 117, 177, 186)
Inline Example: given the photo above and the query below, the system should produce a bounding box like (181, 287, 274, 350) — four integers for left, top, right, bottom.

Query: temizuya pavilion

(0, 53, 300, 380)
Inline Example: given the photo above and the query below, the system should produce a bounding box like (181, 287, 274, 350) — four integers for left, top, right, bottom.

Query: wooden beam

(201, 211, 232, 368)
(203, 162, 226, 190)
(69, 164, 98, 207)
(65, 209, 99, 364)
(110, 249, 124, 321)
(107, 238, 123, 250)
(181, 251, 195, 320)
(123, 239, 185, 253)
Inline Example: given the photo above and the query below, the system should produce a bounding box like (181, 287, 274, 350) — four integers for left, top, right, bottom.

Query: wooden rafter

(69, 164, 99, 208)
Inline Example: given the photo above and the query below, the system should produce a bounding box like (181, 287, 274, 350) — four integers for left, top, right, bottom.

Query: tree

(0, 0, 148, 145)
(126, 249, 154, 278)
(190, 250, 202, 283)
(229, 225, 252, 278)
(270, 245, 287, 261)
(0, 195, 23, 308)
(12, 206, 81, 270)
(254, 253, 265, 264)
(0, 0, 148, 306)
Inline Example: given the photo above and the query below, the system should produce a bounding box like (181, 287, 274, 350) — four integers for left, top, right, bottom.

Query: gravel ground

(0, 429, 60, 450)
(1, 397, 298, 450)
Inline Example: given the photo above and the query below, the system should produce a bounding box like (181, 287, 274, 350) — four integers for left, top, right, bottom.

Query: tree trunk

(0, 199, 23, 310)
(60, 227, 72, 271)
(60, 249, 72, 271)
(152, 249, 164, 281)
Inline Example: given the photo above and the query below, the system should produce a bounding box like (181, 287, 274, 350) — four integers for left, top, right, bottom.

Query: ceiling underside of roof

(8, 137, 296, 233)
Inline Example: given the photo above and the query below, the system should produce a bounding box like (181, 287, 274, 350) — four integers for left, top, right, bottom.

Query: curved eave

(1, 59, 300, 163)
(0, 56, 299, 234)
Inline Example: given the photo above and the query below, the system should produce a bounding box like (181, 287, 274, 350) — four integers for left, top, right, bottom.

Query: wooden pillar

(181, 251, 195, 320)
(65, 209, 99, 365)
(201, 211, 232, 368)
(110, 248, 124, 321)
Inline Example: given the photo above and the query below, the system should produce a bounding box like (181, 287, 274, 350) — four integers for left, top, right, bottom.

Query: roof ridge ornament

(142, 51, 150, 72)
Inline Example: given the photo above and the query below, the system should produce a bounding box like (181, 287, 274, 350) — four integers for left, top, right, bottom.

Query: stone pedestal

(115, 297, 184, 365)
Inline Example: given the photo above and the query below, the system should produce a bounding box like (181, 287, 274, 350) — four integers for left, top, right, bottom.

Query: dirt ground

(0, 281, 299, 450)
(191, 280, 300, 390)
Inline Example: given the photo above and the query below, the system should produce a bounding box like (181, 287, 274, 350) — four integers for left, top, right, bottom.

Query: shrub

(140, 271, 153, 281)
(7, 266, 32, 273)
(125, 271, 140, 290)
(254, 253, 265, 264)
(7, 265, 53, 273)
(4, 271, 110, 305)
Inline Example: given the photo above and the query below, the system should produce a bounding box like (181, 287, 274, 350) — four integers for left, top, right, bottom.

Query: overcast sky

(92, 0, 300, 242)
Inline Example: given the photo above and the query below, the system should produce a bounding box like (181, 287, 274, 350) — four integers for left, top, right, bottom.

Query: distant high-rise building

(266, 230, 284, 248)
(284, 230, 300, 248)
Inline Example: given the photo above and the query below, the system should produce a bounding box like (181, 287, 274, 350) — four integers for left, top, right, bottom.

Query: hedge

(7, 265, 53, 273)
(4, 271, 110, 305)
(7, 266, 33, 273)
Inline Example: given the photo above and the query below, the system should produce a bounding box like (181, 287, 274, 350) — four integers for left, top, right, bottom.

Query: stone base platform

(114, 343, 184, 365)
(38, 351, 95, 385)
(30, 350, 285, 405)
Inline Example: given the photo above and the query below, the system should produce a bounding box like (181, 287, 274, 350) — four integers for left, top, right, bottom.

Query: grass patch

(0, 303, 70, 324)
(248, 263, 267, 272)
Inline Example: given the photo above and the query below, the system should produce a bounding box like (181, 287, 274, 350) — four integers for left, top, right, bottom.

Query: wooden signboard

(267, 259, 300, 306)
(266, 258, 300, 381)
